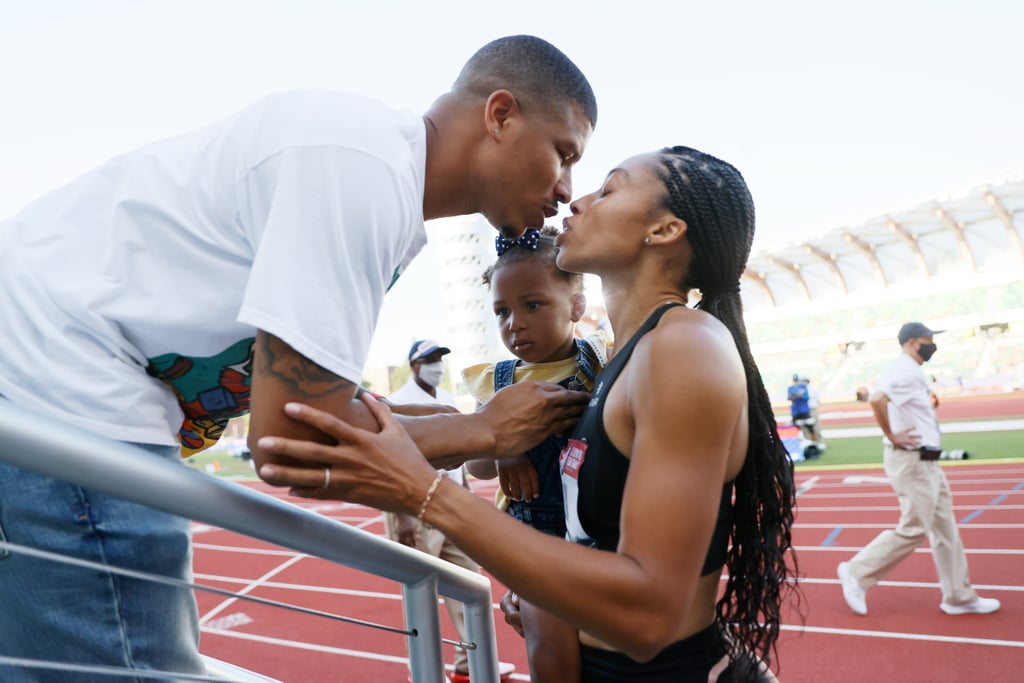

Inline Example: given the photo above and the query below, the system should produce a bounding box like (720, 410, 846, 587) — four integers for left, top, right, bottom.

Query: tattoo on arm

(257, 332, 355, 399)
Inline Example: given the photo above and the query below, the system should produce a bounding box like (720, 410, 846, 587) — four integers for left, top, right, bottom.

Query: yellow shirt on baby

(460, 332, 610, 511)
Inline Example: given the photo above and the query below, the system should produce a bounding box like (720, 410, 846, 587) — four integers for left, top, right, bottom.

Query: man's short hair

(453, 35, 597, 128)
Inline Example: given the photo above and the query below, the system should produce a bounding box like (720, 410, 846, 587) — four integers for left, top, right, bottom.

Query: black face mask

(918, 343, 937, 362)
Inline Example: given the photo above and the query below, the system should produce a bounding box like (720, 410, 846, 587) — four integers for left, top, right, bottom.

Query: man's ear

(571, 292, 587, 323)
(484, 90, 519, 139)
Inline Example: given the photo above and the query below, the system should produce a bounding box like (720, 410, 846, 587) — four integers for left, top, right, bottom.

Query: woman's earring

(644, 236, 651, 245)
(494, 128, 500, 135)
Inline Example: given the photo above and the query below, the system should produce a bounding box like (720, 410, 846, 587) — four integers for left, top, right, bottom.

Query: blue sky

(3, 1, 1023, 366)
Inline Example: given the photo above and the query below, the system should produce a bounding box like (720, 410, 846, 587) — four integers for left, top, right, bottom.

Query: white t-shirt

(388, 378, 456, 408)
(877, 352, 942, 448)
(0, 90, 427, 454)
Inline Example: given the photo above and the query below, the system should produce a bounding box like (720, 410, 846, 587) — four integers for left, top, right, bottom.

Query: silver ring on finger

(322, 466, 331, 489)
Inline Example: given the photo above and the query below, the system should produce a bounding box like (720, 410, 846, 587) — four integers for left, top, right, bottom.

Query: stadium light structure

(743, 171, 1024, 310)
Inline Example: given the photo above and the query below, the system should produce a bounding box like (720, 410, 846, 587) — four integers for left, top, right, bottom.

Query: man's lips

(543, 205, 558, 219)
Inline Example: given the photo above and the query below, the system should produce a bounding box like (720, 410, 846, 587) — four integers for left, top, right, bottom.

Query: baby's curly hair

(481, 226, 583, 292)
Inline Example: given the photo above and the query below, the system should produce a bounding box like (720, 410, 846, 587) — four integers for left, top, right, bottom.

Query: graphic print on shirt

(146, 338, 254, 456)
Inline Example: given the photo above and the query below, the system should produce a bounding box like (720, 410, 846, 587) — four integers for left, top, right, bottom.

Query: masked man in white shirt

(837, 322, 1000, 617)
(390, 340, 456, 406)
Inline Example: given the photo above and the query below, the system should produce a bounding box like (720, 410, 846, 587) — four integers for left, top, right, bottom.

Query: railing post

(462, 597, 500, 682)
(403, 577, 445, 683)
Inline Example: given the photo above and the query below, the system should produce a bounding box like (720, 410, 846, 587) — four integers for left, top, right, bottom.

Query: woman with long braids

(257, 146, 799, 682)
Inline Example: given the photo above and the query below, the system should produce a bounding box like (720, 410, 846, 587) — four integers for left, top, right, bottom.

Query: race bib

(560, 438, 588, 480)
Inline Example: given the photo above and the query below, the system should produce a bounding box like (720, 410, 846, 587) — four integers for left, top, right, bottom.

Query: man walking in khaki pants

(837, 322, 1000, 616)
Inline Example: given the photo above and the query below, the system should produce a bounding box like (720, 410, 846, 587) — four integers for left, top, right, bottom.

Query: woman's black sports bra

(560, 303, 733, 576)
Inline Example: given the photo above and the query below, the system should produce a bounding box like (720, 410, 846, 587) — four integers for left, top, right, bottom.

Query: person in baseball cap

(394, 339, 452, 404)
(897, 322, 943, 365)
(897, 322, 943, 346)
(408, 339, 451, 364)
(837, 320, 1000, 618)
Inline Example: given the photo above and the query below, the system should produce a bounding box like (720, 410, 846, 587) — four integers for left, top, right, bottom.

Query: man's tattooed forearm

(257, 332, 354, 399)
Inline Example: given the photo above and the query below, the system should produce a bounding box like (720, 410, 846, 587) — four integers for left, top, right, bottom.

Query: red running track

(194, 459, 1024, 682)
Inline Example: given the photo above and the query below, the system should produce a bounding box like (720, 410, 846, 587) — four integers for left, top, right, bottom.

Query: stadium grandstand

(740, 169, 1024, 405)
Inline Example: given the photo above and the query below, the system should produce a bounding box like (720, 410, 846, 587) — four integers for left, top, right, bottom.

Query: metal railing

(0, 399, 499, 682)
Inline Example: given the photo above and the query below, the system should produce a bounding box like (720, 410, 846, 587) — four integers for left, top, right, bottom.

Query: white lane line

(199, 554, 307, 625)
(794, 528, 1024, 532)
(797, 504, 1024, 512)
(793, 545, 1024, 555)
(780, 623, 1024, 648)
(842, 475, 891, 485)
(194, 573, 402, 601)
(202, 626, 409, 663)
(796, 475, 820, 497)
(202, 625, 533, 681)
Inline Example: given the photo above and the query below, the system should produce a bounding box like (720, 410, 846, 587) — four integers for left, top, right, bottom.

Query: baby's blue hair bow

(495, 228, 541, 256)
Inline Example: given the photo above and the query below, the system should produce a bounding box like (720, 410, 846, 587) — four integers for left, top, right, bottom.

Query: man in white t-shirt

(384, 340, 514, 682)
(837, 322, 1000, 617)
(0, 35, 595, 680)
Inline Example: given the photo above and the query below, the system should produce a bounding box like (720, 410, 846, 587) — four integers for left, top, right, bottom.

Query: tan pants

(848, 445, 978, 606)
(384, 513, 481, 672)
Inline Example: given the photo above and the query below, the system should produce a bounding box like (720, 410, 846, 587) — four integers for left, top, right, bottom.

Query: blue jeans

(0, 443, 204, 682)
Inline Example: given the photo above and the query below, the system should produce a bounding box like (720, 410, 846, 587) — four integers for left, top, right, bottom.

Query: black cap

(898, 322, 943, 345)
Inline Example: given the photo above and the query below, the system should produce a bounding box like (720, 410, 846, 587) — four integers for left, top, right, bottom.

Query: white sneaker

(837, 562, 867, 615)
(447, 661, 516, 682)
(940, 597, 1001, 615)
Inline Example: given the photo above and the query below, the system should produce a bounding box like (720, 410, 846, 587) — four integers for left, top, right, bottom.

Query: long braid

(658, 146, 798, 680)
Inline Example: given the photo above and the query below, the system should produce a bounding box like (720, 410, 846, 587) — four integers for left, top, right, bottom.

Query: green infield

(795, 429, 1022, 468)
(183, 449, 258, 478)
(183, 429, 1021, 477)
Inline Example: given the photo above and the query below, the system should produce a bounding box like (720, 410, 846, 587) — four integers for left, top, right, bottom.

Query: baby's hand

(499, 591, 524, 638)
(497, 455, 540, 502)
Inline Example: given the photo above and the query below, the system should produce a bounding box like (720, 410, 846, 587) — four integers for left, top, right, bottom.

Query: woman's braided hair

(657, 146, 798, 679)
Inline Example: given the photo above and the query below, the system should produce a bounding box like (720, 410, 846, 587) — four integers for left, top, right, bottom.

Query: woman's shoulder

(654, 305, 732, 345)
(639, 307, 743, 378)
(631, 308, 746, 418)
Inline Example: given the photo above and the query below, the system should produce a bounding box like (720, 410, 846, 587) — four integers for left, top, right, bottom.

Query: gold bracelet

(416, 471, 447, 525)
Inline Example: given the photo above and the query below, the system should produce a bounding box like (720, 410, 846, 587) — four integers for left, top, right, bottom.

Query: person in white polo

(837, 322, 1000, 616)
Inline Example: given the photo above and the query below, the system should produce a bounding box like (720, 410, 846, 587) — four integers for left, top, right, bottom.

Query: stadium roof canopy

(741, 171, 1024, 312)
